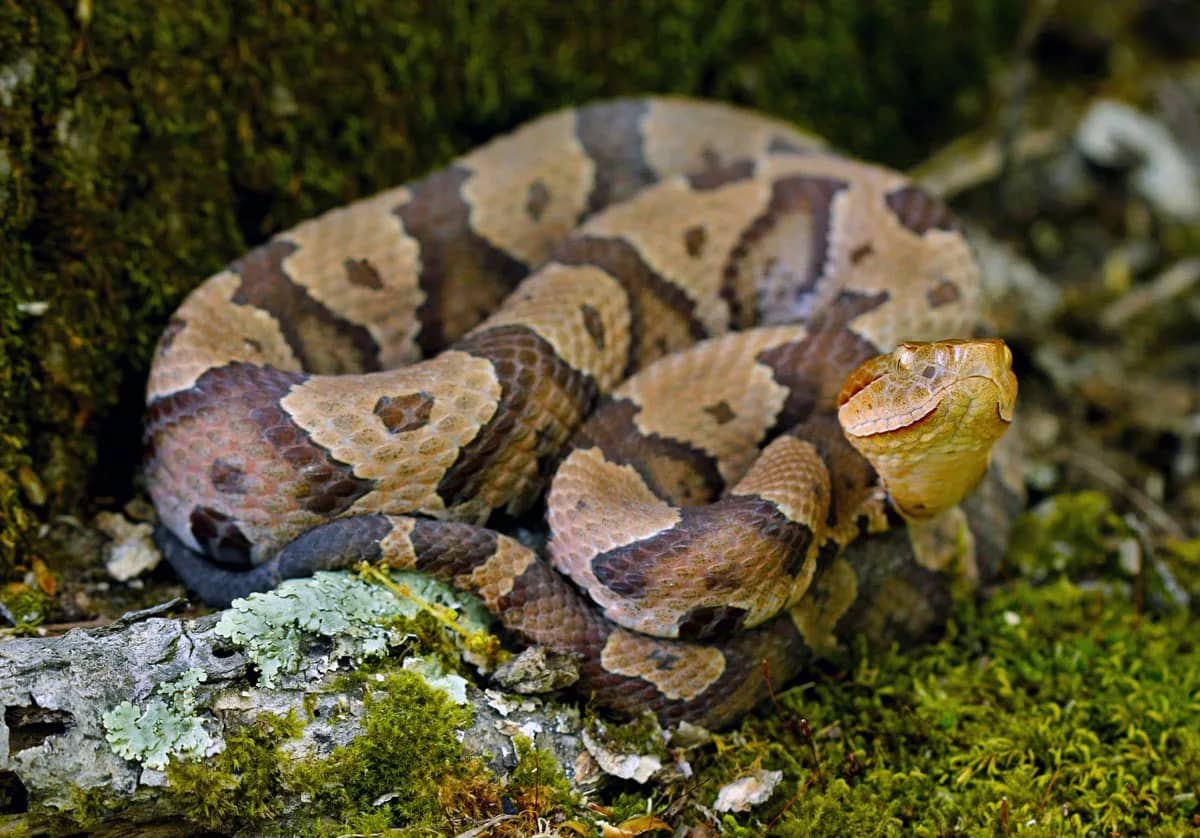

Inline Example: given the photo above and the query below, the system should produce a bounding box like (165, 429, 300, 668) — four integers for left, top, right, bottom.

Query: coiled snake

(145, 97, 1019, 729)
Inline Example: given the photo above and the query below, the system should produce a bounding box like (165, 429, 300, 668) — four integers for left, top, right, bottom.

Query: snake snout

(959, 339, 1018, 423)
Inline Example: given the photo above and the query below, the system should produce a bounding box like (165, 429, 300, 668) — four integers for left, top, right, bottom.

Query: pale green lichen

(214, 570, 493, 686)
(215, 573, 406, 686)
(402, 655, 470, 705)
(103, 668, 214, 770)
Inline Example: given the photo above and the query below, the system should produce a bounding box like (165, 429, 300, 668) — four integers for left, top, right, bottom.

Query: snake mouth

(839, 372, 1018, 439)
(836, 384, 873, 408)
(835, 364, 884, 409)
(840, 389, 943, 438)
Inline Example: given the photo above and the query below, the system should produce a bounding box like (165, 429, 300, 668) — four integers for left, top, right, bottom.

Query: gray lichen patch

(103, 668, 215, 770)
(401, 656, 469, 705)
(214, 570, 495, 687)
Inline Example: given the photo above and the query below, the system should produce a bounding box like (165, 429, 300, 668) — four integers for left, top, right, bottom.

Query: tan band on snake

(145, 97, 1018, 728)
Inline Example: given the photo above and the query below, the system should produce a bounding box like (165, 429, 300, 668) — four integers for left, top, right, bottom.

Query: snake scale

(145, 97, 1020, 729)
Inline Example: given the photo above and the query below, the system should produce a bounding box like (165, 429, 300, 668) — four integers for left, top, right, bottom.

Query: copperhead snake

(145, 97, 1019, 729)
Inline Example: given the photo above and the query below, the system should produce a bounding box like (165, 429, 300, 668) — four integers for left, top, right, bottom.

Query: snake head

(836, 339, 1017, 520)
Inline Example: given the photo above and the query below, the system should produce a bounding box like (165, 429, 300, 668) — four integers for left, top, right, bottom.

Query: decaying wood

(0, 597, 592, 837)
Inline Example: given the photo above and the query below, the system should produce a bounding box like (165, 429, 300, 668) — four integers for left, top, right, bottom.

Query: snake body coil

(146, 98, 1019, 728)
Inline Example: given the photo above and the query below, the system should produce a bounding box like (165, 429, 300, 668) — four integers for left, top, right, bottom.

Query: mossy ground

(159, 671, 577, 837)
(726, 582, 1197, 835)
(0, 1, 1020, 575)
(25, 494, 1195, 835)
(54, 667, 572, 835)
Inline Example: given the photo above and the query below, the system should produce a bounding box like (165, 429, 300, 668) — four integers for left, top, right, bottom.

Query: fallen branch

(0, 593, 592, 836)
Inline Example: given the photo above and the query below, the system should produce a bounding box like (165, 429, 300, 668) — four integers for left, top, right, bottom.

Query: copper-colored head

(836, 339, 1017, 520)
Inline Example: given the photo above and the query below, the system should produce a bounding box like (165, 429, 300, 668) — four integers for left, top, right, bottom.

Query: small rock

(1076, 99, 1200, 220)
(494, 718, 543, 743)
(95, 512, 160, 582)
(483, 689, 523, 717)
(573, 747, 602, 785)
(713, 769, 784, 813)
(123, 497, 157, 523)
(581, 726, 663, 784)
(668, 720, 713, 749)
(492, 645, 581, 693)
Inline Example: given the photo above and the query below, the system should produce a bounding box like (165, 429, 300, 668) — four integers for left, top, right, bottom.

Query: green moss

(510, 736, 577, 812)
(0, 0, 1020, 574)
(1009, 491, 1193, 612)
(164, 710, 304, 829)
(679, 495, 1200, 835)
(0, 581, 52, 633)
(1007, 490, 1134, 580)
(63, 664, 568, 834)
(290, 669, 484, 834)
(64, 786, 112, 832)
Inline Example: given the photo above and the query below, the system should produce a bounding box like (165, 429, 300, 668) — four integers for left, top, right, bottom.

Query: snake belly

(145, 97, 1018, 728)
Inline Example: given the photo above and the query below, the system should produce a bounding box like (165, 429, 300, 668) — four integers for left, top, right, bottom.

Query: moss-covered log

(0, 594, 591, 836)
(0, 0, 1021, 571)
